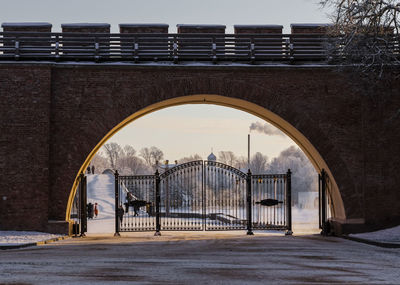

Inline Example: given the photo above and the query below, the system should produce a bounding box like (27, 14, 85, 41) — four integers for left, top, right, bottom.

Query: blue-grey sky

(1, 0, 330, 161)
(1, 0, 330, 33)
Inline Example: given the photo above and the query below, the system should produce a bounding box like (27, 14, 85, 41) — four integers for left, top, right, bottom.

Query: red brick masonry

(0, 63, 399, 235)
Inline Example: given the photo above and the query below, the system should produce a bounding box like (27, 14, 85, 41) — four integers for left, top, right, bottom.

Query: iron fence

(0, 31, 376, 63)
(115, 173, 156, 233)
(115, 160, 292, 235)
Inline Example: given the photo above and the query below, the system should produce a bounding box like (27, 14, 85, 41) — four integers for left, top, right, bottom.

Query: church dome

(207, 152, 216, 161)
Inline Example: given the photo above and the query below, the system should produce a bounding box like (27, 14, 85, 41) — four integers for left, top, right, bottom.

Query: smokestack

(248, 134, 250, 170)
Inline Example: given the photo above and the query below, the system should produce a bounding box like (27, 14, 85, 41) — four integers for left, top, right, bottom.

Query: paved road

(1, 232, 399, 284)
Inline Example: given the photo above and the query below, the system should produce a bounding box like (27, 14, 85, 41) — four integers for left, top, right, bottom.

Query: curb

(0, 236, 68, 250)
(342, 235, 400, 248)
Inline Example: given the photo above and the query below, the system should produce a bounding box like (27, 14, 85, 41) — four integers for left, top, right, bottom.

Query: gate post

(285, 169, 293, 235)
(114, 170, 120, 237)
(246, 169, 254, 235)
(79, 173, 87, 237)
(154, 170, 161, 236)
(320, 169, 328, 236)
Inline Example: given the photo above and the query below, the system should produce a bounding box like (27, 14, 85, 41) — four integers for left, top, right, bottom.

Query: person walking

(87, 202, 94, 219)
(118, 205, 124, 224)
(94, 203, 99, 218)
(91, 165, 95, 174)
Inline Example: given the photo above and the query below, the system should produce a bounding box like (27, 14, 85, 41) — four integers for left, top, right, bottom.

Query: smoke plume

(249, 122, 285, 137)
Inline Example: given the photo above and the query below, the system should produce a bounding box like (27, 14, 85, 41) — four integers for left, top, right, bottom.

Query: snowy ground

(0, 231, 62, 246)
(86, 173, 115, 233)
(350, 225, 400, 244)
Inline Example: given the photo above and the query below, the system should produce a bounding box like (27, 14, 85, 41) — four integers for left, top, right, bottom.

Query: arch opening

(66, 94, 346, 230)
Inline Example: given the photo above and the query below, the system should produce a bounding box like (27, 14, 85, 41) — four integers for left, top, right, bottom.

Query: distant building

(207, 152, 217, 161)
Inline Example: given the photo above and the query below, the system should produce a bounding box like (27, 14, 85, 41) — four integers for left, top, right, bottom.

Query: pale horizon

(103, 104, 297, 162)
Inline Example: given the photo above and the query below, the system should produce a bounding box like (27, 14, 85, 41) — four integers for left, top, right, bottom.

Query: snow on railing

(0, 32, 336, 63)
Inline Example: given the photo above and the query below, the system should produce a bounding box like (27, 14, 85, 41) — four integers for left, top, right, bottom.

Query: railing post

(154, 170, 161, 236)
(246, 169, 254, 235)
(320, 169, 328, 236)
(114, 170, 120, 237)
(55, 35, 60, 60)
(14, 39, 20, 60)
(285, 169, 293, 235)
(173, 36, 178, 64)
(250, 39, 255, 64)
(212, 36, 217, 64)
(94, 38, 99, 62)
(134, 41, 139, 63)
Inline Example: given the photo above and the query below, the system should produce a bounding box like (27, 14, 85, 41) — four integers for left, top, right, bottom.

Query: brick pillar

(234, 25, 283, 61)
(290, 24, 331, 60)
(61, 23, 110, 58)
(176, 24, 226, 61)
(1, 22, 52, 57)
(119, 24, 169, 60)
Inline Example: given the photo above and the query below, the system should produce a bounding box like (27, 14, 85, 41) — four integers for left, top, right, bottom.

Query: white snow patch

(86, 173, 115, 233)
(350, 225, 400, 244)
(0, 231, 62, 246)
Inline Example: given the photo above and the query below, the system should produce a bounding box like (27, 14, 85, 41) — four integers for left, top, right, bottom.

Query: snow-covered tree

(269, 146, 317, 205)
(103, 142, 123, 170)
(139, 146, 164, 170)
(218, 151, 237, 166)
(250, 152, 269, 174)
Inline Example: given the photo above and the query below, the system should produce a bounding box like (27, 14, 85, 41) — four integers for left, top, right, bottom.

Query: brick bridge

(0, 23, 399, 235)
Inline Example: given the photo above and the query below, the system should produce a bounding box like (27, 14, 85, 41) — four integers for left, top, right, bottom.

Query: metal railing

(114, 160, 292, 236)
(0, 31, 359, 63)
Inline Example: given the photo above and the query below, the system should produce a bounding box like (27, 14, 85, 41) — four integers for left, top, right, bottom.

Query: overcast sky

(1, 0, 331, 162)
(1, 0, 330, 33)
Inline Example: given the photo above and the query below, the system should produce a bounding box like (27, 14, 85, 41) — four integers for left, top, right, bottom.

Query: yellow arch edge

(65, 94, 346, 232)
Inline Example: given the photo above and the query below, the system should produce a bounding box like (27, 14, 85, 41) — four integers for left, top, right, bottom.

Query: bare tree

(218, 151, 237, 166)
(123, 145, 136, 157)
(321, 0, 400, 77)
(103, 142, 123, 170)
(235, 156, 248, 170)
(178, 154, 202, 164)
(139, 146, 164, 169)
(91, 151, 108, 174)
(150, 146, 164, 165)
(139, 147, 152, 166)
(250, 152, 268, 174)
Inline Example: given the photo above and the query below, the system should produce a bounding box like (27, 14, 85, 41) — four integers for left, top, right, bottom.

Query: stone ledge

(46, 220, 72, 235)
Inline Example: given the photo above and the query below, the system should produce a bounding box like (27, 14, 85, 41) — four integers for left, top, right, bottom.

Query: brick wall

(0, 65, 51, 231)
(0, 63, 399, 234)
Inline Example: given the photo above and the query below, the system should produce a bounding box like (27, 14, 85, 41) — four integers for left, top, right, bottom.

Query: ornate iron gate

(160, 161, 203, 231)
(204, 161, 247, 231)
(115, 173, 156, 233)
(115, 161, 292, 235)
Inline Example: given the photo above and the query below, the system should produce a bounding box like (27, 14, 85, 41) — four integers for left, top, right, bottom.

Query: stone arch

(65, 94, 346, 224)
